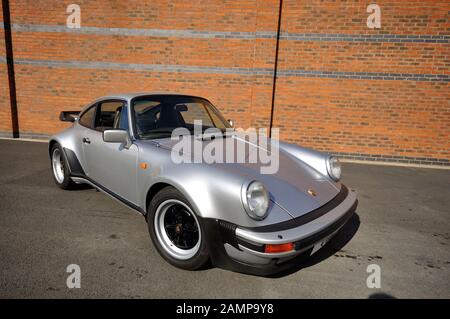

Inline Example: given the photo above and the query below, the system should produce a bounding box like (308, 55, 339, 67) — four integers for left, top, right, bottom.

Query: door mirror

(60, 111, 79, 122)
(227, 119, 234, 127)
(103, 129, 132, 149)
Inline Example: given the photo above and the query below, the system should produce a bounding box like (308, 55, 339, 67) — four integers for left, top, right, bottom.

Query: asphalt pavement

(0, 139, 449, 298)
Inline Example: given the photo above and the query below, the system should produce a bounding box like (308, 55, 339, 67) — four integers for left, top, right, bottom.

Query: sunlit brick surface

(1, 0, 448, 165)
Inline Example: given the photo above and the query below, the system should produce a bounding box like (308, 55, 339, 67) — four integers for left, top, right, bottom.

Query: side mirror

(227, 119, 234, 127)
(60, 111, 79, 122)
(103, 129, 132, 149)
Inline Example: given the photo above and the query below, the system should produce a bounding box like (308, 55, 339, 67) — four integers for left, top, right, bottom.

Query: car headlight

(242, 181, 270, 220)
(327, 156, 341, 181)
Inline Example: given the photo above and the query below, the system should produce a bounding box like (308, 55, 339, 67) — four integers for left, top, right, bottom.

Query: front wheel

(147, 187, 210, 270)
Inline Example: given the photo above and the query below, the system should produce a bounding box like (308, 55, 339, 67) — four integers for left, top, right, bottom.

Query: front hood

(154, 134, 340, 218)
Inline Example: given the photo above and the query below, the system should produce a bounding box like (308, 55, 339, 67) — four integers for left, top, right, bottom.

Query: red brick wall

(6, 0, 280, 137)
(273, 0, 450, 164)
(1, 0, 449, 165)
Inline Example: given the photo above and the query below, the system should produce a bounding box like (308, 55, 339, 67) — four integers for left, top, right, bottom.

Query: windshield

(132, 95, 231, 139)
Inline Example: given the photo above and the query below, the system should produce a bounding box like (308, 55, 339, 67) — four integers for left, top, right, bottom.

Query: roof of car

(79, 92, 211, 113)
(96, 92, 205, 101)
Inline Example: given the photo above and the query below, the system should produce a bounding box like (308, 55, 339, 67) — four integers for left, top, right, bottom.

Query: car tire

(50, 143, 76, 190)
(147, 186, 210, 270)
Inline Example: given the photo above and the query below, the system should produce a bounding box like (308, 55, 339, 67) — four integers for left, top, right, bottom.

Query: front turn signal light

(264, 242, 294, 253)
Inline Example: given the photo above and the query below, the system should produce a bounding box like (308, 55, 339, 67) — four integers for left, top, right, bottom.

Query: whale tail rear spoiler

(59, 111, 80, 122)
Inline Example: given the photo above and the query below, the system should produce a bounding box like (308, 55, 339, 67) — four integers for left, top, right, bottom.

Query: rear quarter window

(78, 106, 96, 128)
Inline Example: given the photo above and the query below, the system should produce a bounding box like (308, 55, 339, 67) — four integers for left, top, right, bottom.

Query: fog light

(264, 243, 294, 253)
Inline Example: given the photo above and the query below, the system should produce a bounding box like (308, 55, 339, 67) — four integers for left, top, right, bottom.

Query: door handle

(83, 137, 91, 144)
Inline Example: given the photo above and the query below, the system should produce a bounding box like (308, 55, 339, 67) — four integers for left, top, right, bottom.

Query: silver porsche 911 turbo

(49, 93, 358, 275)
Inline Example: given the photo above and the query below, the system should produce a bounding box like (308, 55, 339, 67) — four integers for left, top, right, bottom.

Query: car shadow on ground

(69, 183, 93, 191)
(368, 292, 396, 299)
(266, 212, 361, 278)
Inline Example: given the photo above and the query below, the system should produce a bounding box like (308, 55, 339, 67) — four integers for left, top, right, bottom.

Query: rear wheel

(147, 187, 210, 270)
(51, 143, 76, 190)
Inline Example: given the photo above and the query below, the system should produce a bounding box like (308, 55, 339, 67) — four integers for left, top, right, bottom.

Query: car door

(81, 100, 139, 205)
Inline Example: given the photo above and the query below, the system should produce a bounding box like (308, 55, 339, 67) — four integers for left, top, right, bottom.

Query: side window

(94, 101, 125, 132)
(78, 106, 96, 128)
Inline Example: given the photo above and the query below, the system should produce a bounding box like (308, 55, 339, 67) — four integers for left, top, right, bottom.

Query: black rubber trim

(237, 237, 265, 253)
(220, 221, 265, 253)
(241, 185, 349, 233)
(294, 200, 357, 250)
(218, 220, 240, 250)
(63, 148, 85, 176)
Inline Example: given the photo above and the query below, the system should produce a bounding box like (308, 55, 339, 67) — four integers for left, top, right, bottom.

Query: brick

(0, 0, 448, 166)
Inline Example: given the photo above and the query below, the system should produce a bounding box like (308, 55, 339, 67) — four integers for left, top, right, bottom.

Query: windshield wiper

(140, 127, 234, 140)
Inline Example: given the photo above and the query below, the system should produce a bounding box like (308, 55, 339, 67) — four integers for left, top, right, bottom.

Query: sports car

(49, 93, 358, 275)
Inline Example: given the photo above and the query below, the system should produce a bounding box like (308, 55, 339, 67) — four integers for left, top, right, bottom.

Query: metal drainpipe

(269, 0, 283, 138)
(2, 0, 19, 138)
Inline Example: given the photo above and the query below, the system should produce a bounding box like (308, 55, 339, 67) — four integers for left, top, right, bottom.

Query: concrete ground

(0, 139, 449, 298)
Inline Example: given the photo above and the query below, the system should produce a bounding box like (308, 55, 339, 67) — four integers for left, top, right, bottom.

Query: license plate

(311, 235, 332, 255)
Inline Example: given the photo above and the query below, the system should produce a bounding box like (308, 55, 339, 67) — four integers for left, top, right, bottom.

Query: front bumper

(204, 185, 358, 276)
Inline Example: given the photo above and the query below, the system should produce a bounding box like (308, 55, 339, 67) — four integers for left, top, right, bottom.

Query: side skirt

(70, 176, 145, 216)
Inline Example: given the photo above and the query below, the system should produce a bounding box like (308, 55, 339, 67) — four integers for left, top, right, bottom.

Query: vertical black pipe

(269, 0, 283, 138)
(2, 0, 19, 138)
